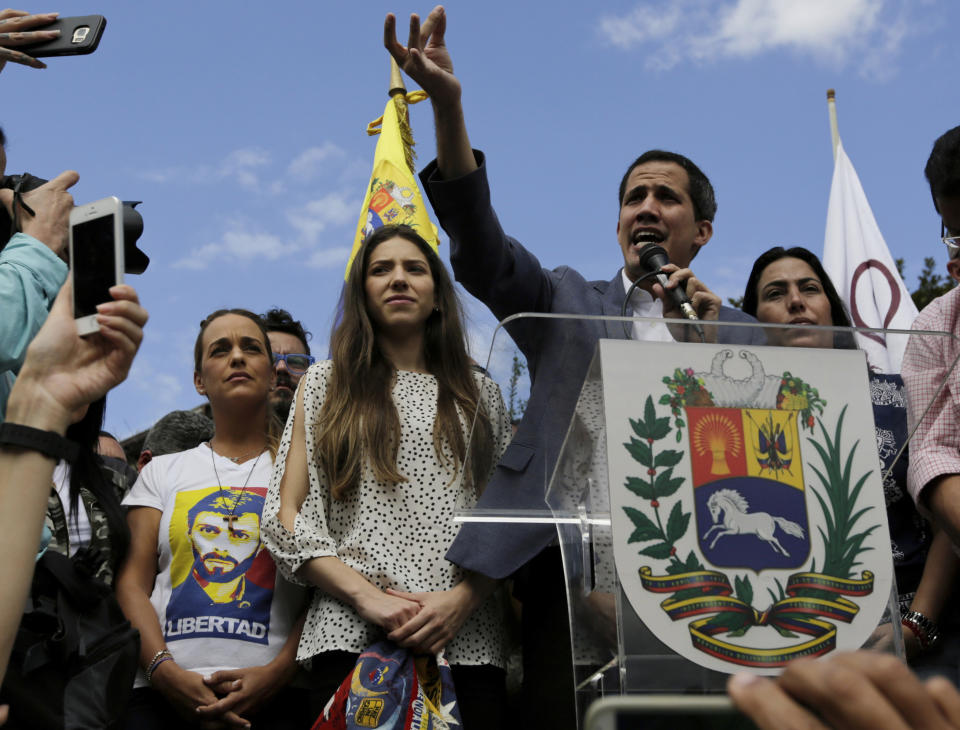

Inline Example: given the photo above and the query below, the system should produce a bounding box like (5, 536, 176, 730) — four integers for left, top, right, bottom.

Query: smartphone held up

(69, 197, 124, 336)
(19, 15, 106, 58)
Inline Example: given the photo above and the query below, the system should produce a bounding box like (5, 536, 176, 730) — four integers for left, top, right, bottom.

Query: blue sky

(2, 0, 958, 439)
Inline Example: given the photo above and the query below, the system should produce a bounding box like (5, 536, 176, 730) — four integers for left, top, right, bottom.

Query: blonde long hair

(315, 225, 493, 499)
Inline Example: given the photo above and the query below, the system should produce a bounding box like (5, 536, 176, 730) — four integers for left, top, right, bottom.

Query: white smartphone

(69, 196, 124, 336)
(584, 695, 759, 730)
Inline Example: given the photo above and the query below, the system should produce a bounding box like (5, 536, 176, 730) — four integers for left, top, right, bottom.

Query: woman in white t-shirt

(263, 225, 512, 727)
(116, 309, 310, 729)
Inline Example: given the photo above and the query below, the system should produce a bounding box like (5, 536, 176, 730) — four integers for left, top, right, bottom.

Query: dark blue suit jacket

(421, 152, 765, 578)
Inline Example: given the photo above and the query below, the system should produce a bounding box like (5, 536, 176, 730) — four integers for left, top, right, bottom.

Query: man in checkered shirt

(903, 125, 960, 540)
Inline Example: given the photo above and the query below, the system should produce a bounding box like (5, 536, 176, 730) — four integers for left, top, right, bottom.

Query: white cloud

(140, 146, 271, 189)
(597, 0, 915, 76)
(218, 147, 271, 189)
(122, 358, 185, 408)
(151, 144, 364, 271)
(286, 143, 346, 181)
(598, 3, 684, 50)
(287, 192, 358, 243)
(306, 246, 352, 269)
(173, 229, 299, 270)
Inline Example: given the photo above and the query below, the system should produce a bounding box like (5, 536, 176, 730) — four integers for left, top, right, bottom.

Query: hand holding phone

(0, 10, 62, 70)
(18, 15, 106, 58)
(69, 197, 124, 336)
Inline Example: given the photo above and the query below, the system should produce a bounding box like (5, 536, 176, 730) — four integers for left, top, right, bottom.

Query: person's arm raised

(384, 6, 476, 180)
(0, 279, 146, 685)
(0, 10, 61, 71)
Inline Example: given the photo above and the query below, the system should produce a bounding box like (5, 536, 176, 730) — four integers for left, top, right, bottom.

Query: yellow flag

(346, 90, 439, 280)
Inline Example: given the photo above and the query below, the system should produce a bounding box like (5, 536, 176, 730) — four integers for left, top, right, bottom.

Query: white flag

(822, 140, 918, 372)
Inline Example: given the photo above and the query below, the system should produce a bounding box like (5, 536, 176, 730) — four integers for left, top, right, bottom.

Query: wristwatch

(901, 610, 941, 650)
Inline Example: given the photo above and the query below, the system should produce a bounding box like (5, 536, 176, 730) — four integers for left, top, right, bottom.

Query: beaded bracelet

(145, 649, 174, 683)
(147, 656, 174, 683)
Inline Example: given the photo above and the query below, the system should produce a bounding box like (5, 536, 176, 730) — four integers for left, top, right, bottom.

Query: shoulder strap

(39, 551, 105, 611)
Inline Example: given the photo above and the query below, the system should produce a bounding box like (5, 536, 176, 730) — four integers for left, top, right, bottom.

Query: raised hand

(0, 170, 79, 257)
(11, 280, 148, 432)
(384, 6, 460, 110)
(0, 10, 60, 71)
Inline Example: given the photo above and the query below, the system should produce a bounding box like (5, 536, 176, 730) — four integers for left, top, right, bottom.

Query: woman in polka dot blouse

(263, 224, 513, 727)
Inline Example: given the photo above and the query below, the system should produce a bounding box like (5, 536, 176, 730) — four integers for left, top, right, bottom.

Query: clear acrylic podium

(458, 313, 959, 728)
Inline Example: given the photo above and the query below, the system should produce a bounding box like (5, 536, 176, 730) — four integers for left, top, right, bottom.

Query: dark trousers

(307, 650, 507, 729)
(122, 685, 311, 729)
(515, 546, 578, 730)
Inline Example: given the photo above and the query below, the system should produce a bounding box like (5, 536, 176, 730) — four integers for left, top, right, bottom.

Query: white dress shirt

(621, 268, 674, 342)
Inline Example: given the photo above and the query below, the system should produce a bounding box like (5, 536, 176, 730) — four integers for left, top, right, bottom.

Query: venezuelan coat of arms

(604, 341, 893, 675)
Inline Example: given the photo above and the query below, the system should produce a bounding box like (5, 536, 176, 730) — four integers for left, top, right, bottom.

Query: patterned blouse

(263, 362, 512, 667)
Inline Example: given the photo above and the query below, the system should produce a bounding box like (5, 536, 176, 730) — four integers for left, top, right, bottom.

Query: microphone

(636, 243, 705, 341)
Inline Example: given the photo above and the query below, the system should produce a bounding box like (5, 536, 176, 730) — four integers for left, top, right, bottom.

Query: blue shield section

(696, 476, 810, 572)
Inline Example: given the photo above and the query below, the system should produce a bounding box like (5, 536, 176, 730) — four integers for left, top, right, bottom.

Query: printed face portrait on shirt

(184, 490, 264, 583)
(188, 500, 262, 583)
(165, 487, 276, 645)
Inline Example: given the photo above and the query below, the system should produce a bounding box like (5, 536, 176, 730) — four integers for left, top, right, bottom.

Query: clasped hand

(356, 584, 477, 655)
(384, 586, 476, 655)
(152, 659, 294, 729)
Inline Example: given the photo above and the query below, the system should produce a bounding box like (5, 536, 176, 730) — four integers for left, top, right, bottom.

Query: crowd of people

(2, 5, 960, 729)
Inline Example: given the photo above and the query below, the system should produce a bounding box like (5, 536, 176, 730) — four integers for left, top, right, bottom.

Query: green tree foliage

(507, 350, 528, 422)
(909, 257, 957, 311)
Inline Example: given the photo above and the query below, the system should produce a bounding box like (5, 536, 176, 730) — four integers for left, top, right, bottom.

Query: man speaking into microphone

(387, 8, 765, 729)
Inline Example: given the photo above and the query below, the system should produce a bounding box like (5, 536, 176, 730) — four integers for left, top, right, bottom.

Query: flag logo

(346, 92, 438, 281)
(689, 406, 809, 571)
(610, 345, 890, 672)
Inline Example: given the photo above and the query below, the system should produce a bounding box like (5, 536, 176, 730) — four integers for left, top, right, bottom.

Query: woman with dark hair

(744, 246, 959, 681)
(117, 309, 310, 729)
(263, 224, 512, 727)
(741, 246, 853, 349)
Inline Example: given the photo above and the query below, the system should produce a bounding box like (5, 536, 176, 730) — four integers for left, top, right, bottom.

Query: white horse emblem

(703, 488, 805, 556)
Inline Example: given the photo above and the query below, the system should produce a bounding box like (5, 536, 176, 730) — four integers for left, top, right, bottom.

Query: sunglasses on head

(272, 353, 315, 374)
